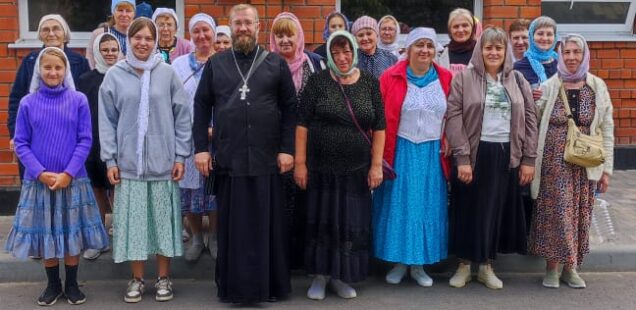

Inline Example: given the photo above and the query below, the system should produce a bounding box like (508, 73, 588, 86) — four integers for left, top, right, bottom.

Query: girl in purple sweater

(4, 47, 109, 306)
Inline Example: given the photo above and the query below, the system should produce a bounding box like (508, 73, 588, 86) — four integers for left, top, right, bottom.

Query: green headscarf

(326, 30, 359, 77)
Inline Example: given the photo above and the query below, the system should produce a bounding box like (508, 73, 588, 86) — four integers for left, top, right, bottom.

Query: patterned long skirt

(112, 179, 183, 263)
(4, 178, 109, 259)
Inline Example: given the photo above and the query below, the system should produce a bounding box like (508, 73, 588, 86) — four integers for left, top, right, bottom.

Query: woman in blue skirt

(4, 47, 109, 306)
(374, 28, 452, 286)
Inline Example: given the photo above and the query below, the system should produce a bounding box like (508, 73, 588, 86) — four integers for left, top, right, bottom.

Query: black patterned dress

(529, 85, 596, 266)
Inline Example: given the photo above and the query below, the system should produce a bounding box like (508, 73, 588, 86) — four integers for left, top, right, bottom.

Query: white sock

(386, 263, 407, 284)
(307, 275, 328, 300)
(330, 279, 357, 299)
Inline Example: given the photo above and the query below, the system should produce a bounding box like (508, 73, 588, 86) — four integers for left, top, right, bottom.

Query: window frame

(10, 0, 185, 49)
(336, 0, 483, 45)
(541, 0, 636, 41)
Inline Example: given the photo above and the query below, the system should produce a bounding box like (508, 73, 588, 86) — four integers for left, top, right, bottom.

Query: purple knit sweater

(14, 81, 92, 181)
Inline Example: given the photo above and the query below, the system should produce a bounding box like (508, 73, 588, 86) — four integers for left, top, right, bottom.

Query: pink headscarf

(557, 33, 590, 83)
(269, 12, 310, 92)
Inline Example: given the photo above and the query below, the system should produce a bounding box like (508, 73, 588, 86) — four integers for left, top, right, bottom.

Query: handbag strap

(336, 77, 373, 146)
(559, 81, 574, 119)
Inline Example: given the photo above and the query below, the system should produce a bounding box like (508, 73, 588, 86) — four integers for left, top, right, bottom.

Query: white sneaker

(155, 277, 174, 302)
(477, 264, 503, 289)
(82, 247, 110, 260)
(410, 266, 433, 287)
(385, 264, 407, 284)
(329, 279, 357, 299)
(307, 275, 328, 300)
(124, 278, 144, 303)
(449, 263, 472, 288)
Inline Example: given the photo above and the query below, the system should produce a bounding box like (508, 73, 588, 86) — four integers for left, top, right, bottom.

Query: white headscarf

(38, 14, 71, 43)
(189, 13, 216, 35)
(29, 47, 75, 93)
(377, 15, 401, 53)
(93, 32, 122, 74)
(400, 27, 443, 60)
(216, 25, 231, 38)
(125, 18, 164, 176)
(152, 8, 179, 30)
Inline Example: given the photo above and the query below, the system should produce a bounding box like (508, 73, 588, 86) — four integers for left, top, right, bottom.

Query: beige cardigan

(531, 73, 615, 199)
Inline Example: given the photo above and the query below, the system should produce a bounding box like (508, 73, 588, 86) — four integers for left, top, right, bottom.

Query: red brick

(621, 70, 632, 79)
(616, 128, 636, 137)
(613, 99, 623, 108)
(609, 70, 622, 79)
(199, 5, 225, 18)
(519, 6, 541, 19)
(597, 49, 620, 59)
(0, 71, 15, 83)
(626, 80, 636, 88)
(484, 0, 506, 5)
(619, 119, 631, 127)
(606, 79, 623, 88)
(307, 0, 335, 5)
(291, 6, 322, 19)
(596, 69, 609, 79)
(602, 59, 623, 69)
(0, 4, 17, 17)
(622, 99, 636, 107)
(0, 176, 18, 186)
(505, 0, 526, 4)
(621, 49, 636, 58)
(484, 6, 518, 18)
(603, 42, 616, 48)
(621, 90, 633, 99)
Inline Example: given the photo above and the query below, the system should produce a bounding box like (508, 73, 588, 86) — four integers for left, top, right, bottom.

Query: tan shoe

(561, 268, 586, 289)
(477, 264, 503, 289)
(449, 263, 472, 288)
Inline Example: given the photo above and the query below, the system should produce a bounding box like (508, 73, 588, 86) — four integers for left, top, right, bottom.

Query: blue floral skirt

(4, 178, 109, 260)
(373, 138, 448, 265)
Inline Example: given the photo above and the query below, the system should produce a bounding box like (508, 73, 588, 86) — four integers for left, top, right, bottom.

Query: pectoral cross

(239, 83, 250, 100)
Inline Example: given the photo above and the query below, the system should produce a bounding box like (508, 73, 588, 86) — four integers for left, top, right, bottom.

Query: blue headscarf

(322, 12, 350, 42)
(523, 17, 558, 83)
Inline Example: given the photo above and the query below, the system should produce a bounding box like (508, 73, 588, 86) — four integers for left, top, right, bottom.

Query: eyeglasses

(100, 48, 120, 54)
(232, 20, 257, 28)
(40, 26, 63, 34)
(157, 23, 175, 30)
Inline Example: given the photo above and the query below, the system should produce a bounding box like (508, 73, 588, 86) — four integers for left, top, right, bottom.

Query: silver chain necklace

(231, 46, 260, 100)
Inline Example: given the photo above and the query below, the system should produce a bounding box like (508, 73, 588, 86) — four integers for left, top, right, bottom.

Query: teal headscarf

(524, 17, 559, 83)
(326, 30, 359, 77)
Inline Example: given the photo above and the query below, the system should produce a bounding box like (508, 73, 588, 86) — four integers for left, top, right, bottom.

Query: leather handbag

(559, 83, 605, 168)
(337, 79, 397, 180)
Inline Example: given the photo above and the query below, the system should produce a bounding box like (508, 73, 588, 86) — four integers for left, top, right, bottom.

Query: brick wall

(0, 0, 633, 188)
(0, 0, 19, 187)
(185, 0, 335, 45)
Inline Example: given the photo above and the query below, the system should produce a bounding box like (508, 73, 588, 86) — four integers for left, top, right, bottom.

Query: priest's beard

(232, 33, 257, 54)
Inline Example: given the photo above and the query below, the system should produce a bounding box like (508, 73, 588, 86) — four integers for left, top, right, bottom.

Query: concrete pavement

(1, 273, 636, 309)
(0, 171, 635, 282)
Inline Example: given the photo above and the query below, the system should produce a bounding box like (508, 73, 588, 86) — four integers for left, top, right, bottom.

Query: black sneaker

(37, 284, 63, 306)
(65, 283, 86, 305)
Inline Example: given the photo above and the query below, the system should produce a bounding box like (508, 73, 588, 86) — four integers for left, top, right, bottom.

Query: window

(338, 0, 482, 44)
(541, 0, 636, 40)
(12, 0, 184, 48)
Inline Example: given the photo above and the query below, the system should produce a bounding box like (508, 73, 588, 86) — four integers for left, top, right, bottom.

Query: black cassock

(193, 46, 297, 303)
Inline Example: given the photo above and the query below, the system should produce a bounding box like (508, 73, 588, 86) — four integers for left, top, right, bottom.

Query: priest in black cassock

(192, 4, 296, 304)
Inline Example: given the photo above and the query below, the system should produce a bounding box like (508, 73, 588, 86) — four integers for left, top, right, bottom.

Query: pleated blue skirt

(373, 137, 448, 265)
(4, 178, 109, 260)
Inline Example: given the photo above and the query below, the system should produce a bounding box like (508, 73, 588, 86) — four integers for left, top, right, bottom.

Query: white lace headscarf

(28, 47, 75, 93)
(125, 17, 164, 176)
(93, 32, 122, 74)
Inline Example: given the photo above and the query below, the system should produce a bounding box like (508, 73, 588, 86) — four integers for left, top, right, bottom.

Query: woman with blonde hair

(445, 27, 537, 290)
(439, 8, 482, 75)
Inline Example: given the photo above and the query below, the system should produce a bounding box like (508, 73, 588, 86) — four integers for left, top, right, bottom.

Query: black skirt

(214, 174, 291, 303)
(304, 169, 371, 283)
(450, 142, 527, 263)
